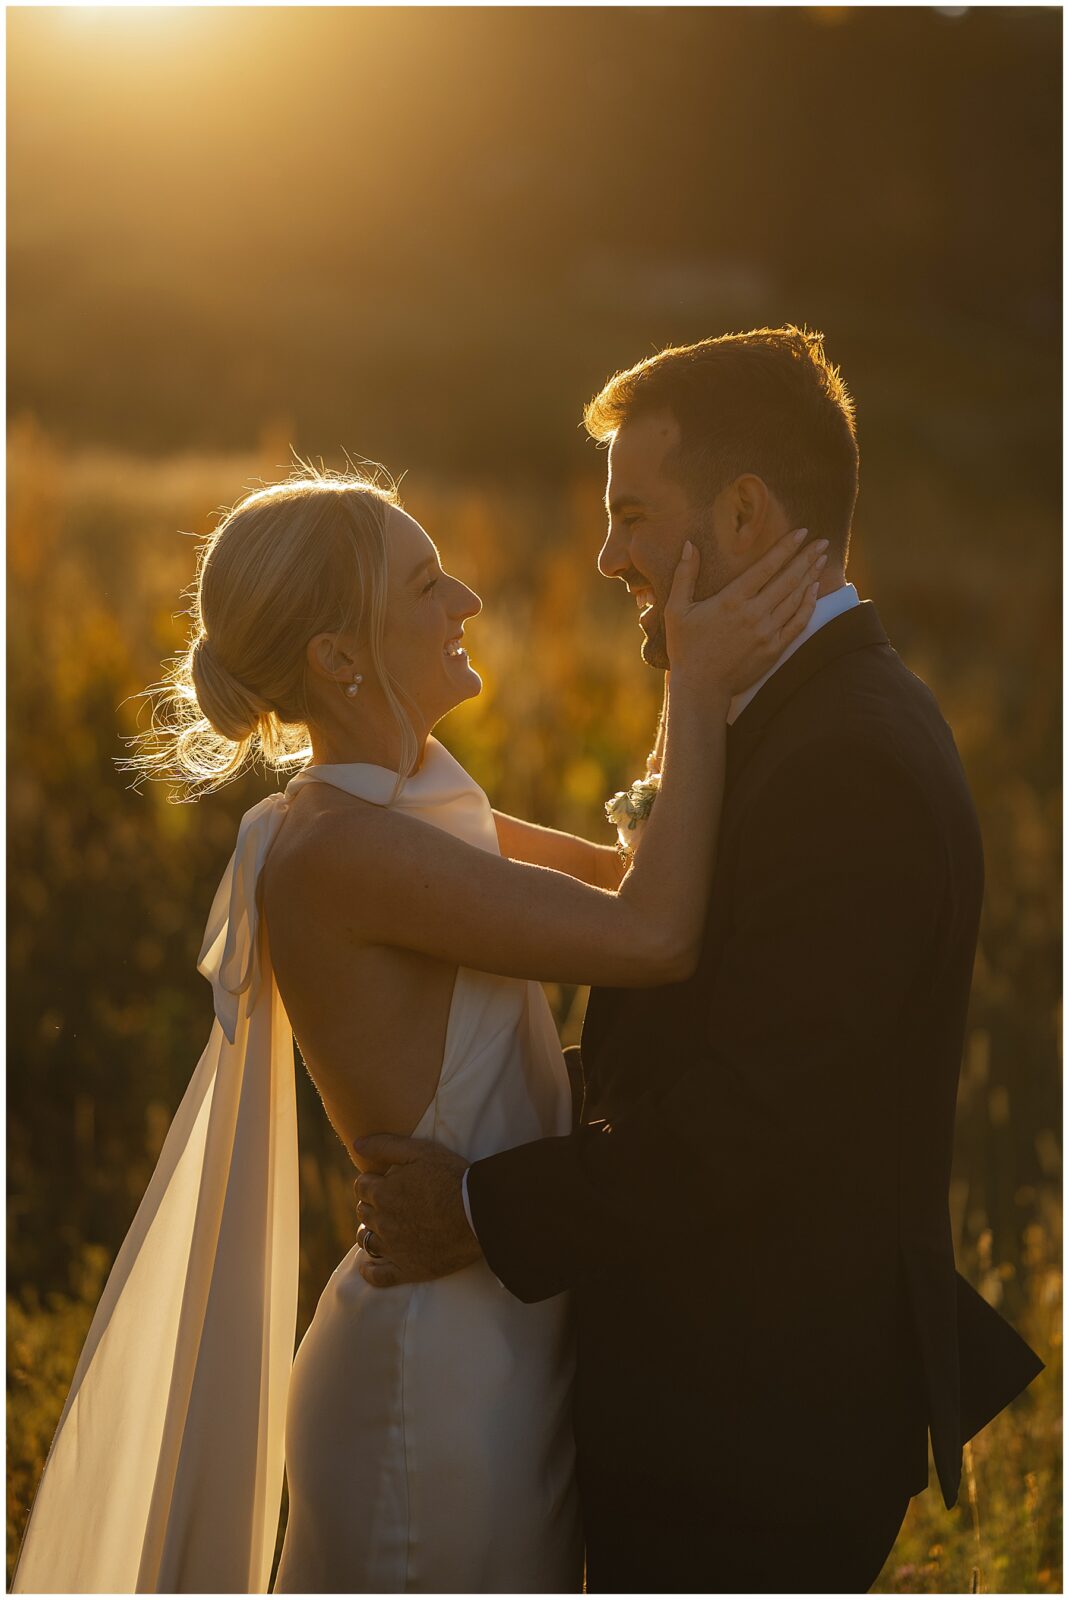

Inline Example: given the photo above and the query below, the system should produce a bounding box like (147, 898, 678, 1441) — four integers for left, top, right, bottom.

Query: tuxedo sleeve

(465, 734, 949, 1302)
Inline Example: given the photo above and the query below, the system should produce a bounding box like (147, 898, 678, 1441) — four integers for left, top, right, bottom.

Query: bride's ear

(306, 631, 360, 688)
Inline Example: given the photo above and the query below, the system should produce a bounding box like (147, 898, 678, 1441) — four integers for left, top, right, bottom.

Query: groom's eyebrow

(605, 491, 646, 513)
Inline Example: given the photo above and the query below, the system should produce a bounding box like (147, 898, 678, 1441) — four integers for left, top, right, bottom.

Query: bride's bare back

(262, 782, 455, 1152)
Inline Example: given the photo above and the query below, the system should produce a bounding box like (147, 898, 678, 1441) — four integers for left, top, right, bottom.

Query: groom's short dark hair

(584, 326, 859, 558)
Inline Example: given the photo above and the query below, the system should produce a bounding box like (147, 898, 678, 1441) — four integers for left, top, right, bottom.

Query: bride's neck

(308, 721, 430, 773)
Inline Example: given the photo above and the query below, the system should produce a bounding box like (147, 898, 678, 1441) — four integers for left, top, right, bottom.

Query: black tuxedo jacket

(468, 602, 1042, 1513)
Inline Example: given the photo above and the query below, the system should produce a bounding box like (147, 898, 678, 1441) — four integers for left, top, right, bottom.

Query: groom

(353, 328, 1042, 1591)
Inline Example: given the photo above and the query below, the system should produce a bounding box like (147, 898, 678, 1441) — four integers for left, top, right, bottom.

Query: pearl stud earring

(345, 674, 364, 698)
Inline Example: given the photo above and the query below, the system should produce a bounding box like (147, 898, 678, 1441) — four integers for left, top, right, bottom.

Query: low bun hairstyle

(120, 460, 418, 799)
(189, 634, 274, 745)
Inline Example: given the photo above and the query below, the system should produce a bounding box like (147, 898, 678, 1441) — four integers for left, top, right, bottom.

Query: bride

(11, 466, 823, 1593)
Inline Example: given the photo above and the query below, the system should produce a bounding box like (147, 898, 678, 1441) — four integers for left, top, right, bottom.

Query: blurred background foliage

(6, 5, 1060, 1591)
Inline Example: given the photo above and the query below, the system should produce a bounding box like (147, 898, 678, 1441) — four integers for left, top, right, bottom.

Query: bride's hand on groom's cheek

(351, 1134, 482, 1288)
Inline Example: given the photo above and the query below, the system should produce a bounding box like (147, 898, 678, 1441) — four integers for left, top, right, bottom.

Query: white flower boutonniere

(605, 771, 661, 866)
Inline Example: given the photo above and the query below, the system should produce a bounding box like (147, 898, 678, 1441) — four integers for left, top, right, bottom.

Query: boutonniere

(605, 771, 661, 866)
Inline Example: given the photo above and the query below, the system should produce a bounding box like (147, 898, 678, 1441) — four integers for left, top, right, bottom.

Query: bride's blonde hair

(121, 461, 420, 799)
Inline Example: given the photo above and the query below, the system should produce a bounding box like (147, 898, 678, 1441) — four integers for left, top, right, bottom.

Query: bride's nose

(452, 580, 482, 619)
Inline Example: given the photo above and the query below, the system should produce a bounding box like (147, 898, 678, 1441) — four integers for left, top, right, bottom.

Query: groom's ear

(724, 474, 778, 560)
(731, 473, 769, 535)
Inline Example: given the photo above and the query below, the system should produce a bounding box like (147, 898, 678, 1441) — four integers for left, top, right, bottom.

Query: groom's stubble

(641, 503, 731, 673)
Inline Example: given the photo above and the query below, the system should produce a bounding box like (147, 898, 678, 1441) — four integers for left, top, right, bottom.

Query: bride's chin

(437, 669, 483, 718)
(458, 667, 483, 702)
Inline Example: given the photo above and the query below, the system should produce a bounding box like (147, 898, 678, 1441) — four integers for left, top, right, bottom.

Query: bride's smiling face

(381, 508, 483, 725)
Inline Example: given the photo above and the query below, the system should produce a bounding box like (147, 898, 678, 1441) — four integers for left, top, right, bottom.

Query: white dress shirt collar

(727, 582, 861, 726)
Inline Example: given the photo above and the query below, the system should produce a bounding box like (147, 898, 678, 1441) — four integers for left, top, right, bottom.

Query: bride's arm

(296, 532, 824, 990)
(492, 811, 623, 890)
(305, 697, 704, 989)
(648, 675, 668, 775)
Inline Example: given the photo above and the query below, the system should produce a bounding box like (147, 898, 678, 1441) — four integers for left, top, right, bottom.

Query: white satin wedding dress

(12, 737, 582, 1593)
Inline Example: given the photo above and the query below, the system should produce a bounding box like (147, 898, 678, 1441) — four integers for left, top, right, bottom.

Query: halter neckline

(284, 736, 480, 808)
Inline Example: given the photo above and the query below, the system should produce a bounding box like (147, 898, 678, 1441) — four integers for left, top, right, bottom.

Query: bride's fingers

(774, 580, 821, 646)
(764, 556, 827, 634)
(728, 525, 809, 600)
(756, 540, 828, 612)
(768, 575, 815, 632)
(359, 1256, 403, 1289)
(665, 539, 699, 613)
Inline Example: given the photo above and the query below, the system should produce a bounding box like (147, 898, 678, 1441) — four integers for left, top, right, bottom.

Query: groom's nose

(597, 524, 630, 579)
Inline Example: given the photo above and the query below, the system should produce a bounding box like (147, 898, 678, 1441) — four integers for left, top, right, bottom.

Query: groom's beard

(640, 519, 726, 672)
(618, 569, 670, 670)
(640, 612, 670, 671)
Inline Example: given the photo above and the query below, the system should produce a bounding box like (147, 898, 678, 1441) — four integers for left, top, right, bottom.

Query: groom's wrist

(460, 1167, 479, 1242)
(461, 1165, 504, 1286)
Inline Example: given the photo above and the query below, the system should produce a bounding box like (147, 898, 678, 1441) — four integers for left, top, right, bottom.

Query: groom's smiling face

(599, 408, 730, 670)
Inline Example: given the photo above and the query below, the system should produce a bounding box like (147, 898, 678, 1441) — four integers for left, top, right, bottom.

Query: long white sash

(12, 789, 300, 1593)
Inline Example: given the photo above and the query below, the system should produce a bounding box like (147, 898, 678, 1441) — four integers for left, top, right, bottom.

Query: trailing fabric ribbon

(198, 791, 294, 1046)
(12, 788, 301, 1593)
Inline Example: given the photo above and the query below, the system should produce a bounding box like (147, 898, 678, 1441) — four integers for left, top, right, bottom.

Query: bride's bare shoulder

(261, 782, 427, 924)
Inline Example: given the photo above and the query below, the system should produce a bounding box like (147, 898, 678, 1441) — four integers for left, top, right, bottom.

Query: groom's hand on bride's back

(351, 1134, 481, 1288)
